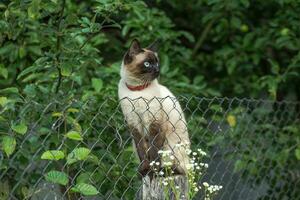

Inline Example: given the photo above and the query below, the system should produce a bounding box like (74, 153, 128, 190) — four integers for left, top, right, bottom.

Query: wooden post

(140, 175, 188, 200)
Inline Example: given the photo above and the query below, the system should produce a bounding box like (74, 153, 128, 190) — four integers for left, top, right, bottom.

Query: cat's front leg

(129, 126, 151, 177)
(148, 121, 165, 167)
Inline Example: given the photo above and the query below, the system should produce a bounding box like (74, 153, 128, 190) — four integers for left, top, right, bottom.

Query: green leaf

(161, 54, 169, 75)
(67, 147, 91, 164)
(122, 25, 130, 36)
(86, 154, 100, 164)
(71, 183, 99, 196)
(268, 59, 280, 74)
(52, 112, 63, 117)
(0, 96, 9, 107)
(0, 116, 6, 122)
(0, 87, 19, 94)
(61, 62, 72, 76)
(17, 57, 47, 80)
(45, 170, 69, 186)
(91, 78, 103, 92)
(0, 65, 8, 79)
(76, 172, 92, 184)
(295, 148, 300, 160)
(67, 108, 79, 113)
(65, 131, 83, 141)
(231, 16, 241, 29)
(234, 159, 246, 172)
(41, 150, 65, 160)
(28, 0, 41, 19)
(180, 31, 195, 42)
(18, 46, 26, 58)
(2, 136, 16, 157)
(17, 66, 39, 80)
(22, 72, 44, 83)
(12, 123, 28, 135)
(23, 84, 37, 97)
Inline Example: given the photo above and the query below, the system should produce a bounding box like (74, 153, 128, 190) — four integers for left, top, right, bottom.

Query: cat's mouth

(152, 70, 160, 78)
(140, 71, 160, 82)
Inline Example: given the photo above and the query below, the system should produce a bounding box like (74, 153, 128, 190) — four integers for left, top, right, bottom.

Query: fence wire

(0, 96, 299, 200)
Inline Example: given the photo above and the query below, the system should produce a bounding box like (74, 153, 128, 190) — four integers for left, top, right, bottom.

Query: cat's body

(118, 39, 190, 177)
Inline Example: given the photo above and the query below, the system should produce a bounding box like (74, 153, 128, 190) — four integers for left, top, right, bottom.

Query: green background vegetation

(0, 0, 300, 199)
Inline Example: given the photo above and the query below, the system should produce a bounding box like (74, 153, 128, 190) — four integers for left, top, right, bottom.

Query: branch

(55, 0, 66, 94)
(192, 18, 217, 57)
(79, 14, 115, 50)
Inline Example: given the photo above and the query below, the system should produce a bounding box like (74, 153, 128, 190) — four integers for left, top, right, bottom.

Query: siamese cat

(118, 39, 190, 177)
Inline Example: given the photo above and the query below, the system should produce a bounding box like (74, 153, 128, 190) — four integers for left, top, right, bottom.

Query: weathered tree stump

(140, 175, 188, 200)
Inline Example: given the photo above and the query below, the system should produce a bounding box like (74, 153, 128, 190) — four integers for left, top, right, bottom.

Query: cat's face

(123, 39, 160, 82)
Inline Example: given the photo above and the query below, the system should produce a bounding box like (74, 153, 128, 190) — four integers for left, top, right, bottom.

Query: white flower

(155, 162, 160, 166)
(185, 149, 192, 154)
(170, 155, 175, 160)
(204, 164, 209, 168)
(201, 152, 207, 156)
(175, 143, 182, 148)
(187, 164, 194, 170)
(150, 161, 155, 166)
(194, 187, 199, 192)
(192, 152, 197, 156)
(164, 150, 172, 154)
(203, 182, 209, 187)
(196, 166, 200, 170)
(158, 150, 163, 154)
(163, 181, 168, 186)
(175, 186, 180, 189)
(159, 171, 164, 176)
(197, 148, 207, 156)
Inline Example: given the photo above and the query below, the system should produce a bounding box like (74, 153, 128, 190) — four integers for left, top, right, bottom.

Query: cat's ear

(128, 39, 142, 56)
(147, 39, 160, 52)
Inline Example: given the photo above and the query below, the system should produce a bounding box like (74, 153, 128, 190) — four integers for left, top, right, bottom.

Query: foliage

(0, 0, 300, 199)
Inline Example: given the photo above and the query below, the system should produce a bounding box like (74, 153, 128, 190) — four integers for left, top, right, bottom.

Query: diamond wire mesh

(0, 96, 299, 200)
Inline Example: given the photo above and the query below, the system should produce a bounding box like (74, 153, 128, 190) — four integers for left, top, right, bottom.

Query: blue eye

(144, 62, 150, 67)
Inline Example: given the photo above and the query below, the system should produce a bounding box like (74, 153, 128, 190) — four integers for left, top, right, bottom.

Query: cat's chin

(141, 77, 158, 84)
(136, 76, 159, 84)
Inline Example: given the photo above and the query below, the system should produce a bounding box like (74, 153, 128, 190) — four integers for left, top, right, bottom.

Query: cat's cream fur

(118, 61, 191, 174)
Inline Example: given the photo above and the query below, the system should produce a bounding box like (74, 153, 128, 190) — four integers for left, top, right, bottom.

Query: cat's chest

(118, 81, 171, 130)
(120, 97, 163, 128)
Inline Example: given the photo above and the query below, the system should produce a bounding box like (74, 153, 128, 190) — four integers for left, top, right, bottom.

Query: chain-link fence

(0, 96, 299, 200)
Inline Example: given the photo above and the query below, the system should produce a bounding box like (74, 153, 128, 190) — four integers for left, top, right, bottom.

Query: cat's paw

(138, 160, 151, 178)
